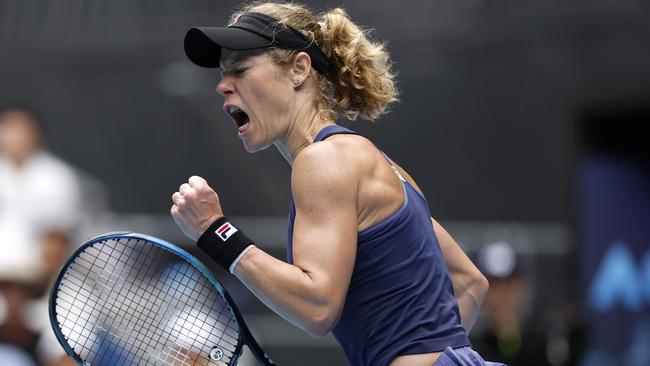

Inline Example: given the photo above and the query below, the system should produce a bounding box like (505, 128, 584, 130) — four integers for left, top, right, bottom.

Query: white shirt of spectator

(0, 150, 81, 269)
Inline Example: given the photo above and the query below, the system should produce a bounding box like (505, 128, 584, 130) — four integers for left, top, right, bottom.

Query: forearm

(452, 273, 489, 333)
(170, 175, 354, 337)
(232, 245, 338, 337)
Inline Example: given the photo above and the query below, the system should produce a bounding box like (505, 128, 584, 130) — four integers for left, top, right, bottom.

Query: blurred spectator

(39, 230, 73, 287)
(0, 255, 77, 366)
(29, 230, 77, 366)
(471, 242, 551, 365)
(0, 105, 82, 271)
(0, 104, 87, 366)
(0, 266, 41, 365)
(0, 344, 36, 366)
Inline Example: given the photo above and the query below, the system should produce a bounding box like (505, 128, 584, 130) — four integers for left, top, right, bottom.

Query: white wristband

(228, 244, 256, 274)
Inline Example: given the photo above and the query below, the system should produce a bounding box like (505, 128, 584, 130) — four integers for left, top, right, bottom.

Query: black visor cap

(184, 28, 273, 68)
(184, 12, 332, 75)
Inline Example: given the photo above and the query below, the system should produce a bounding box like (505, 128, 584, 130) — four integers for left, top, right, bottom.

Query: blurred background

(1, 0, 649, 365)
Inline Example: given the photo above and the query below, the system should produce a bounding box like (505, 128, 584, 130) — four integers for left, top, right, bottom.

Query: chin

(242, 139, 273, 153)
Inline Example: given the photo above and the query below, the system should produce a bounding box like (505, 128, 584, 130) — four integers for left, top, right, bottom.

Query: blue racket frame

(49, 232, 275, 366)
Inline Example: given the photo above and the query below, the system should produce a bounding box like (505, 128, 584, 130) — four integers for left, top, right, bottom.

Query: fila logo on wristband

(215, 222, 238, 241)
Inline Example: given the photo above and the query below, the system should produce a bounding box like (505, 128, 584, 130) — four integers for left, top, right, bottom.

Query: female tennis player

(172, 2, 501, 365)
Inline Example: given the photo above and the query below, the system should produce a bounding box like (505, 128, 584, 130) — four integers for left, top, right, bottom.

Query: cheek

(253, 86, 291, 111)
(248, 72, 292, 114)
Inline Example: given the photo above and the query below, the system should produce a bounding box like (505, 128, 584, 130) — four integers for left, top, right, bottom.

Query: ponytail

(319, 8, 398, 121)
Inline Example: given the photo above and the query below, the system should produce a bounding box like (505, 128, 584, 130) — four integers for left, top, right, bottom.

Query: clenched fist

(171, 176, 224, 241)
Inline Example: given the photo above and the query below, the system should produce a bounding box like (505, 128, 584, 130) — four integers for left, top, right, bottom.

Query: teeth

(229, 106, 241, 114)
(238, 123, 249, 132)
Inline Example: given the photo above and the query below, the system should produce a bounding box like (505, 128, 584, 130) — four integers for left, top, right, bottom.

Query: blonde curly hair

(232, 1, 399, 121)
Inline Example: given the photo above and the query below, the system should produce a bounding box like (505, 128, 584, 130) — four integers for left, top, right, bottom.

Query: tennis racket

(49, 232, 276, 366)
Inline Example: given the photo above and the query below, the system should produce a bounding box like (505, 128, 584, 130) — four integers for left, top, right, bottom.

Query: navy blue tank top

(287, 125, 470, 366)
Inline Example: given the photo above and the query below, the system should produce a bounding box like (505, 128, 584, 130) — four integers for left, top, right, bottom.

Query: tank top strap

(315, 124, 361, 142)
(317, 126, 398, 168)
(377, 150, 408, 183)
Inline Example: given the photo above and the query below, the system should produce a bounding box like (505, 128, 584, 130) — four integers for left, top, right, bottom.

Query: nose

(216, 76, 234, 96)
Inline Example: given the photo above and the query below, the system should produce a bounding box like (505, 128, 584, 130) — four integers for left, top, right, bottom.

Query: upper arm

(290, 144, 359, 317)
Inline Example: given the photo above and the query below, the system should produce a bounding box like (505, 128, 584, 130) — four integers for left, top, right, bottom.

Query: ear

(290, 52, 312, 87)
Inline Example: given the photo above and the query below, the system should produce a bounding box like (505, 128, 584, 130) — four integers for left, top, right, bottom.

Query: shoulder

(30, 151, 78, 179)
(31, 151, 73, 170)
(295, 133, 377, 171)
(292, 133, 377, 183)
(291, 134, 377, 202)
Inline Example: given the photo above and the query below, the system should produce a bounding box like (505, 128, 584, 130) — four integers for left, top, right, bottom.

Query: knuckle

(190, 176, 208, 188)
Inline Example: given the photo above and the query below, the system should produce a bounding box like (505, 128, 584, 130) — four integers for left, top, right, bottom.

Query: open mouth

(226, 105, 250, 133)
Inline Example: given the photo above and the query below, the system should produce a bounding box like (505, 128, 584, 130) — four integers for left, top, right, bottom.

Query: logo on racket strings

(210, 347, 224, 361)
(215, 222, 238, 241)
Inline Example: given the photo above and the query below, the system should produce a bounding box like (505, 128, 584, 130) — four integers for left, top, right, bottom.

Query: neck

(274, 100, 334, 166)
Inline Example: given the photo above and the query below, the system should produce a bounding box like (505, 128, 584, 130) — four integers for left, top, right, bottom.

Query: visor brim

(184, 27, 274, 68)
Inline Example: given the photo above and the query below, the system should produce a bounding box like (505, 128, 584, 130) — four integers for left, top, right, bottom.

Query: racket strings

(61, 238, 228, 365)
(62, 239, 168, 364)
(54, 238, 242, 366)
(58, 242, 124, 359)
(94, 239, 171, 365)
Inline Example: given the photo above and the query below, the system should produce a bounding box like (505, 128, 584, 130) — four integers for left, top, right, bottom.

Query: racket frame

(49, 232, 274, 366)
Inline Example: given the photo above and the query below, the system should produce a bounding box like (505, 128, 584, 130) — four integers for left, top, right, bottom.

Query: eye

(219, 66, 247, 78)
